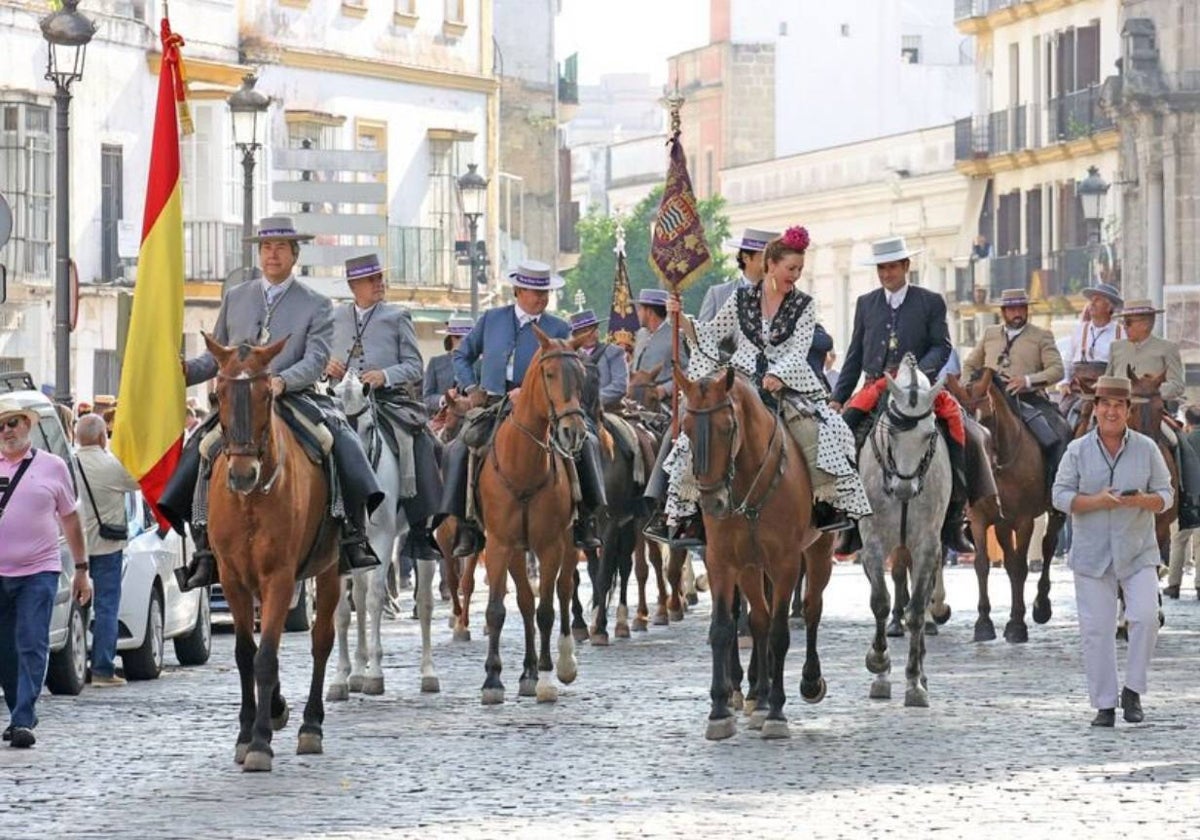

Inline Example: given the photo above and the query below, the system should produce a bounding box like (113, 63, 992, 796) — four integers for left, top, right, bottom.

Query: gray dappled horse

(858, 356, 952, 707)
(328, 371, 439, 700)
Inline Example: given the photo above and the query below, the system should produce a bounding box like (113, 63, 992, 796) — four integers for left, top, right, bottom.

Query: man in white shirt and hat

(1058, 282, 1125, 396)
(698, 227, 777, 322)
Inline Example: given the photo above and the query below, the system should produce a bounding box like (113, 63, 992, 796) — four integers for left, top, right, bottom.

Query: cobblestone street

(3, 561, 1199, 839)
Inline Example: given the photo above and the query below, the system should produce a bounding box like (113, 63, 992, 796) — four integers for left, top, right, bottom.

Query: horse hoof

(760, 719, 790, 740)
(590, 630, 609, 647)
(347, 675, 364, 693)
(242, 750, 272, 773)
(1032, 599, 1052, 625)
(669, 609, 685, 623)
(973, 619, 996, 643)
(326, 684, 349, 702)
(747, 709, 768, 731)
(535, 680, 559, 704)
(924, 621, 938, 637)
(865, 651, 890, 675)
(271, 703, 290, 732)
(632, 617, 649, 632)
(652, 610, 669, 626)
(362, 676, 385, 696)
(931, 604, 952, 625)
(730, 690, 745, 712)
(695, 573, 708, 592)
(572, 625, 589, 643)
(1003, 621, 1029, 644)
(904, 686, 930, 708)
(420, 676, 441, 694)
(557, 638, 578, 684)
(453, 627, 472, 643)
(801, 677, 827, 704)
(686, 592, 699, 607)
(705, 716, 737, 741)
(234, 742, 250, 764)
(447, 615, 457, 630)
(297, 732, 323, 755)
(481, 687, 505, 705)
(742, 696, 757, 716)
(615, 622, 631, 639)
(885, 619, 904, 638)
(518, 678, 538, 697)
(869, 678, 891, 700)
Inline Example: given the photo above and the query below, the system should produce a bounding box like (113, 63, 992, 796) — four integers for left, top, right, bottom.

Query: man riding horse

(1058, 282, 1124, 401)
(1106, 299, 1200, 528)
(163, 216, 383, 590)
(326, 253, 443, 561)
(437, 260, 606, 558)
(832, 235, 978, 555)
(571, 309, 628, 413)
(961, 288, 1073, 498)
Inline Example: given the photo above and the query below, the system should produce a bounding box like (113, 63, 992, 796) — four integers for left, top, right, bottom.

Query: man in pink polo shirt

(0, 399, 89, 749)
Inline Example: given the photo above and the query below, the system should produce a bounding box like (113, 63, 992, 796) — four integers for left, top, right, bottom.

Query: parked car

(211, 577, 315, 633)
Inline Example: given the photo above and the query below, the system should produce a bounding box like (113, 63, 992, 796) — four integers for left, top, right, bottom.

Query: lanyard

(348, 304, 379, 363)
(1081, 321, 1120, 362)
(258, 282, 294, 344)
(998, 329, 1020, 367)
(1095, 432, 1128, 485)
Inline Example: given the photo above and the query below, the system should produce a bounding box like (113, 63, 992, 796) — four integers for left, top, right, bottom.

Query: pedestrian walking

(75, 414, 141, 687)
(1164, 404, 1200, 599)
(1052, 376, 1172, 727)
(0, 399, 90, 748)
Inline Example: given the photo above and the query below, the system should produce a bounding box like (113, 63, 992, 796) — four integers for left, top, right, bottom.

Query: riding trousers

(846, 376, 965, 445)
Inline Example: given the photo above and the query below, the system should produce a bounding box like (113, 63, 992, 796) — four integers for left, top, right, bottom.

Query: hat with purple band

(436, 315, 475, 337)
(725, 227, 779, 253)
(508, 259, 565, 290)
(244, 215, 316, 243)
(995, 288, 1032, 308)
(569, 309, 606, 333)
(1120, 299, 1164, 318)
(345, 253, 384, 281)
(635, 288, 670, 307)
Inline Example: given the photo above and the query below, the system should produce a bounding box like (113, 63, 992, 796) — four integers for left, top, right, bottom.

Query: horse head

(1127, 365, 1167, 438)
(879, 356, 942, 501)
(521, 324, 589, 457)
(334, 369, 371, 422)
(628, 363, 665, 413)
(436, 390, 472, 442)
(675, 365, 742, 518)
(206, 332, 289, 495)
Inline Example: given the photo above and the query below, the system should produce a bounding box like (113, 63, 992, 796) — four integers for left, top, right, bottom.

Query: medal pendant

(351, 340, 363, 359)
(887, 335, 898, 351)
(258, 324, 270, 345)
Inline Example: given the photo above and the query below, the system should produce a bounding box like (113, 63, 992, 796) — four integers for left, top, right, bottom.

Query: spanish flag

(111, 17, 191, 527)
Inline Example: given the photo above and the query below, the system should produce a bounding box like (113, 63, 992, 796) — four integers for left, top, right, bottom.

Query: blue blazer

(453, 305, 571, 395)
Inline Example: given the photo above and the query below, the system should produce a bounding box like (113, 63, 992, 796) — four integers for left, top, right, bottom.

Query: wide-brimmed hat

(1094, 375, 1132, 403)
(244, 215, 316, 244)
(345, 253, 384, 281)
(995, 288, 1031, 308)
(437, 315, 474, 350)
(1121, 299, 1163, 318)
(569, 309, 605, 333)
(635, 288, 670, 308)
(508, 260, 565, 290)
(1082, 282, 1123, 308)
(725, 227, 779, 253)
(0, 399, 39, 427)
(862, 235, 923, 266)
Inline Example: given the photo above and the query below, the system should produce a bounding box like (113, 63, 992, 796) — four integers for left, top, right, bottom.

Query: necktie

(266, 285, 283, 307)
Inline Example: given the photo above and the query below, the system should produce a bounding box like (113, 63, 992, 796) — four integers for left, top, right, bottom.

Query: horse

(476, 325, 588, 704)
(858, 357, 952, 707)
(953, 368, 1061, 644)
(203, 335, 340, 772)
(327, 370, 439, 700)
(1125, 368, 1179, 560)
(675, 367, 834, 740)
(1061, 361, 1107, 440)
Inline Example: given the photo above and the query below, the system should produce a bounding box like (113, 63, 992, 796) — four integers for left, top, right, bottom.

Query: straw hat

(569, 309, 606, 333)
(995, 289, 1031, 308)
(0, 398, 39, 427)
(507, 260, 564, 290)
(635, 288, 670, 307)
(1094, 375, 1132, 403)
(1081, 282, 1123, 308)
(345, 253, 384, 281)
(725, 227, 779, 253)
(1120, 299, 1163, 318)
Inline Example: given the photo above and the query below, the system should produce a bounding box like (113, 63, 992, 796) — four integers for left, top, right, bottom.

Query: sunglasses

(2, 417, 26, 430)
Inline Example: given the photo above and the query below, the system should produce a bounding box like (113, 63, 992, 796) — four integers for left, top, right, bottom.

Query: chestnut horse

(1125, 368, 1179, 560)
(675, 367, 834, 740)
(477, 326, 588, 704)
(953, 369, 1060, 643)
(432, 391, 483, 642)
(204, 336, 340, 772)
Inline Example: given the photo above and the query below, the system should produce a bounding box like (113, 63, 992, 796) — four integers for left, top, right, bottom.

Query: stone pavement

(2, 561, 1198, 840)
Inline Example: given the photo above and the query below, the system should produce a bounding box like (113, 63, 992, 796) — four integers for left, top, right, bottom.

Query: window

(0, 100, 52, 278)
(901, 35, 921, 64)
(179, 103, 221, 220)
(355, 119, 388, 248)
(0, 357, 25, 374)
(445, 0, 464, 23)
(840, 23, 850, 37)
(93, 350, 122, 398)
(101, 145, 124, 283)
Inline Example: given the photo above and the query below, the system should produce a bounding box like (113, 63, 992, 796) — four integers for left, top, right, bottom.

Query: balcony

(954, 0, 1016, 23)
(1047, 86, 1113, 143)
(1045, 247, 1093, 296)
(954, 89, 1112, 164)
(388, 226, 447, 287)
(184, 221, 241, 283)
(988, 253, 1041, 298)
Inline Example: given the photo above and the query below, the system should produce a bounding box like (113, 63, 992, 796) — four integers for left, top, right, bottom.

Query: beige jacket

(962, 323, 1064, 388)
(75, 445, 141, 556)
(1106, 335, 1185, 401)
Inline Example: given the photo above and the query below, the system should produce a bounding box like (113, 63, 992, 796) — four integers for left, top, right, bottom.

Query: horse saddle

(461, 395, 513, 451)
(602, 413, 646, 486)
(198, 396, 333, 466)
(1014, 396, 1072, 450)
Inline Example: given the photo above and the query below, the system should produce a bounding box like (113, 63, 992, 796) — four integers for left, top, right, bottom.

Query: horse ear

(672, 361, 692, 394)
(649, 362, 664, 381)
(568, 332, 587, 351)
(259, 334, 291, 365)
(724, 366, 735, 391)
(1127, 364, 1137, 382)
(533, 322, 550, 347)
(929, 375, 946, 400)
(202, 332, 234, 367)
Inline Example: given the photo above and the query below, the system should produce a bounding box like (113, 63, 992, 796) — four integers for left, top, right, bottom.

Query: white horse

(327, 370, 439, 699)
(858, 355, 952, 708)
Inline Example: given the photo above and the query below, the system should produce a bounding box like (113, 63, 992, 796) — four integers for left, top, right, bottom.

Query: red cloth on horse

(845, 377, 965, 445)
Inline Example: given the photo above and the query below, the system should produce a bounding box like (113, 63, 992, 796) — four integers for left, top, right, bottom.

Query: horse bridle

(687, 396, 786, 521)
(511, 348, 588, 459)
(869, 403, 939, 498)
(216, 369, 283, 493)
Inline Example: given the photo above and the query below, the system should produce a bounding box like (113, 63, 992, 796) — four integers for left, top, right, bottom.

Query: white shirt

(1061, 319, 1123, 384)
(506, 304, 542, 381)
(885, 284, 909, 310)
(354, 303, 378, 324)
(1002, 325, 1033, 388)
(261, 275, 294, 306)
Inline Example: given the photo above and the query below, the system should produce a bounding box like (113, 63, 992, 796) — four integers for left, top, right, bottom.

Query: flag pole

(664, 88, 685, 440)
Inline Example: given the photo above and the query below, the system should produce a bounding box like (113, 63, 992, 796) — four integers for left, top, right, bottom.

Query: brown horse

(477, 326, 589, 704)
(953, 369, 1060, 643)
(432, 391, 482, 642)
(204, 335, 340, 772)
(675, 367, 834, 740)
(1125, 368, 1179, 560)
(1061, 361, 1107, 440)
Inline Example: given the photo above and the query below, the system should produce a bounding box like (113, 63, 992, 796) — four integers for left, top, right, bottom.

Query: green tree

(564, 186, 735, 317)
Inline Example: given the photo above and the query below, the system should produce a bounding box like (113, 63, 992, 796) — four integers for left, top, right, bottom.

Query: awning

(953, 177, 990, 261)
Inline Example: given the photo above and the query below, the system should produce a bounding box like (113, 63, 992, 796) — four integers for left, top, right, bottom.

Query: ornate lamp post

(457, 163, 488, 320)
(574, 289, 586, 312)
(228, 74, 270, 285)
(1077, 165, 1111, 285)
(41, 0, 95, 406)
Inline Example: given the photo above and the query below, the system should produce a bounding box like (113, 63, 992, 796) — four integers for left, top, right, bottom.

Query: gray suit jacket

(587, 342, 628, 406)
(632, 321, 685, 396)
(698, 276, 750, 323)
(423, 353, 456, 413)
(185, 277, 332, 392)
(330, 302, 423, 387)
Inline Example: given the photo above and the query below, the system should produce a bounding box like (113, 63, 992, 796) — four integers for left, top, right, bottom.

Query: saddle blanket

(603, 414, 647, 486)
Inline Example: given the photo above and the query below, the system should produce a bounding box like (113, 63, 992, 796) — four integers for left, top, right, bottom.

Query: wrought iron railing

(388, 225, 447, 287)
(989, 253, 1041, 297)
(1047, 247, 1093, 296)
(1047, 86, 1113, 142)
(183, 221, 241, 282)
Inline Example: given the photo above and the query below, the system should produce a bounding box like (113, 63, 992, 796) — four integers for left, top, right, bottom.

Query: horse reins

(217, 369, 283, 494)
(688, 395, 788, 524)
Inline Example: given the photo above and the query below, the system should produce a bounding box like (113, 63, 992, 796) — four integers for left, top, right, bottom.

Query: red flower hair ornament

(782, 226, 810, 253)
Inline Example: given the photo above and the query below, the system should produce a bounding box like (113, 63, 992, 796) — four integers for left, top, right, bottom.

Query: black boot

(175, 523, 217, 591)
(642, 509, 670, 543)
(668, 514, 705, 549)
(812, 501, 853, 533)
(941, 436, 976, 553)
(835, 523, 862, 556)
(339, 517, 381, 575)
(452, 521, 483, 558)
(841, 407, 870, 453)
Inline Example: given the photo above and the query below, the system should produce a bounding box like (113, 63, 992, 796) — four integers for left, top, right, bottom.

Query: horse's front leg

(903, 546, 937, 707)
(1032, 512, 1062, 625)
(1003, 519, 1032, 643)
(326, 579, 352, 702)
(740, 569, 772, 733)
(887, 550, 909, 638)
(928, 557, 951, 627)
(799, 537, 833, 705)
(555, 541, 579, 689)
(705, 565, 738, 741)
(763, 564, 800, 739)
(860, 537, 892, 700)
(243, 577, 294, 772)
(481, 545, 511, 705)
(649, 541, 670, 625)
(589, 531, 617, 645)
(507, 546, 540, 699)
(361, 564, 388, 696)
(415, 556, 440, 693)
(970, 508, 996, 642)
(666, 547, 686, 622)
(633, 534, 651, 631)
(615, 525, 634, 637)
(224, 582, 259, 764)
(299, 563, 340, 757)
(349, 573, 368, 692)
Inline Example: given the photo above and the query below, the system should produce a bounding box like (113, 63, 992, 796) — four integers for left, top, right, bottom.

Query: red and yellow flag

(111, 17, 191, 527)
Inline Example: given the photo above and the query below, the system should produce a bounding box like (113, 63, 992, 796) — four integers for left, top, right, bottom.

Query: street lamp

(41, 0, 95, 407)
(458, 163, 488, 319)
(228, 74, 270, 284)
(1077, 165, 1110, 246)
